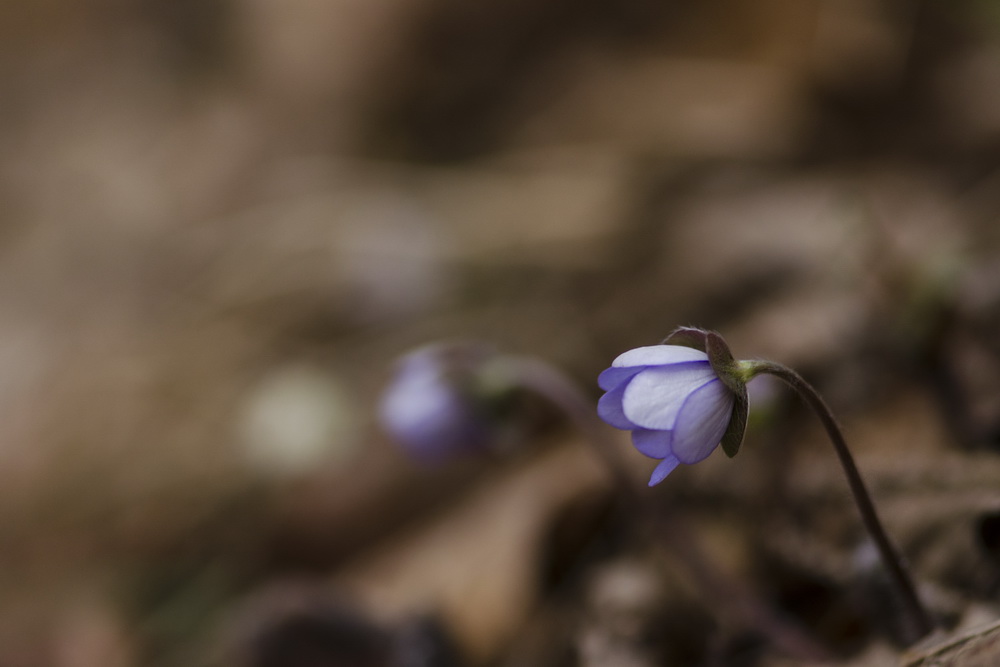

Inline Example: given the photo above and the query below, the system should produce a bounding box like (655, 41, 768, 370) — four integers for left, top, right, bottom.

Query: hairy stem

(748, 361, 935, 642)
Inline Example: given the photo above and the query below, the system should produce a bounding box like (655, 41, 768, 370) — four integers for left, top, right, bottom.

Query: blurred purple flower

(598, 341, 745, 486)
(379, 343, 499, 462)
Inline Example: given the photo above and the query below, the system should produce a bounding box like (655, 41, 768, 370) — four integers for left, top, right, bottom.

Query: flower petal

(598, 365, 644, 391)
(631, 428, 673, 459)
(648, 455, 681, 486)
(621, 363, 716, 429)
(611, 345, 708, 369)
(671, 378, 734, 464)
(597, 381, 638, 429)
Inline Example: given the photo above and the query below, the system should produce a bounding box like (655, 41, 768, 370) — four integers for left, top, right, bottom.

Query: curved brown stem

(748, 361, 935, 642)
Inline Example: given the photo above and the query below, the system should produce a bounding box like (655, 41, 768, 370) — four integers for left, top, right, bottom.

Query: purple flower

(597, 329, 749, 486)
(379, 343, 499, 462)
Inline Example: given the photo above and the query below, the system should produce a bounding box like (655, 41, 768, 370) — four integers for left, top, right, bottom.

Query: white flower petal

(611, 345, 708, 369)
(621, 363, 716, 429)
(671, 379, 734, 464)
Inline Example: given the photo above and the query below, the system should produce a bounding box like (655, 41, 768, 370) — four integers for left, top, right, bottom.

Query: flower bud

(378, 342, 509, 463)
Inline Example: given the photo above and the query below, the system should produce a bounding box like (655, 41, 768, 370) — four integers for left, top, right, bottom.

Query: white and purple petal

(621, 363, 716, 430)
(597, 382, 639, 430)
(598, 365, 644, 392)
(670, 378, 734, 464)
(610, 345, 708, 369)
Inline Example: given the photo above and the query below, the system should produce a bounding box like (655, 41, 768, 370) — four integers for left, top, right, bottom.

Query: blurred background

(2, 1, 1000, 665)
